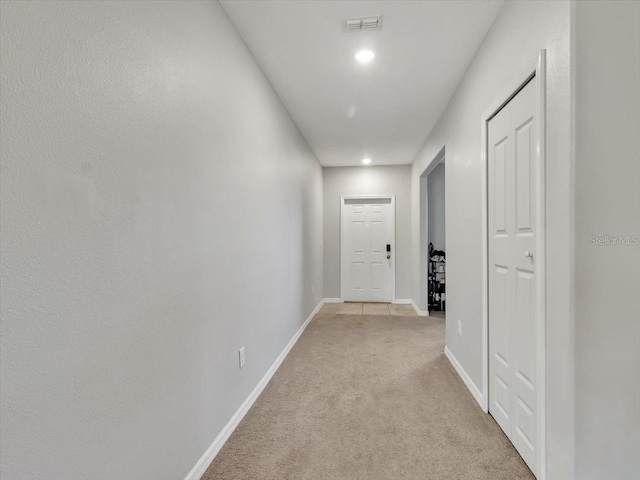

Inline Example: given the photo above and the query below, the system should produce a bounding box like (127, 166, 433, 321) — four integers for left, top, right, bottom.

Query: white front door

(488, 77, 538, 475)
(341, 197, 395, 302)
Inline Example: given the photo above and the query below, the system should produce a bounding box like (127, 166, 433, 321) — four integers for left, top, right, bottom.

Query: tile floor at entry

(319, 302, 417, 316)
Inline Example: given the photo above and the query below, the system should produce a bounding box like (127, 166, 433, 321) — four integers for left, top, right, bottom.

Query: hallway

(204, 312, 532, 479)
(1, 1, 638, 478)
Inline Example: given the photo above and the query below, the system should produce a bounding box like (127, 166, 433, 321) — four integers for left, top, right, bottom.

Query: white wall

(428, 163, 446, 252)
(574, 1, 640, 478)
(323, 166, 412, 300)
(410, 1, 573, 477)
(0, 2, 323, 479)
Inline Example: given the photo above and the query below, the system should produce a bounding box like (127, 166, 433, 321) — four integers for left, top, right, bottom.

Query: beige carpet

(203, 312, 534, 480)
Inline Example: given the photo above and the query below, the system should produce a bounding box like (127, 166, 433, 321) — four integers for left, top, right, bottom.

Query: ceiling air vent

(342, 15, 382, 33)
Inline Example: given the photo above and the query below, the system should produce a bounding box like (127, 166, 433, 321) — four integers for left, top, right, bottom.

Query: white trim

(340, 195, 396, 304)
(411, 299, 429, 317)
(184, 299, 325, 480)
(444, 346, 484, 408)
(536, 51, 547, 480)
(480, 50, 547, 479)
(322, 298, 342, 304)
(395, 298, 429, 316)
(340, 194, 396, 200)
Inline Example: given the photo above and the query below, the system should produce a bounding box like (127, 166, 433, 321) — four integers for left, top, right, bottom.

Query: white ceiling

(220, 0, 505, 167)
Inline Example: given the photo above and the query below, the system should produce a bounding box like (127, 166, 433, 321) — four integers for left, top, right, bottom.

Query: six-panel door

(488, 77, 538, 475)
(342, 198, 394, 303)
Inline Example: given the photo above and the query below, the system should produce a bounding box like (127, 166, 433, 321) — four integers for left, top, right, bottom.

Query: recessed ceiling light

(355, 50, 375, 63)
(362, 158, 371, 165)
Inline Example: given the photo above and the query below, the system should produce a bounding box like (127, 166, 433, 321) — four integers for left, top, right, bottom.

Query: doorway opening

(427, 161, 446, 317)
(418, 146, 445, 316)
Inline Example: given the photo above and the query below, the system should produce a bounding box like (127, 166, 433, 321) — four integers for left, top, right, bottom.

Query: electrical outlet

(457, 320, 462, 336)
(239, 347, 245, 369)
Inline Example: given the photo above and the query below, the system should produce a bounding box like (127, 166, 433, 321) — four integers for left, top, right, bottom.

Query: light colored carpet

(203, 313, 534, 479)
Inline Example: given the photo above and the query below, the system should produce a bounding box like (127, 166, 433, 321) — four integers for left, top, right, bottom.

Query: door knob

(386, 254, 391, 259)
(525, 250, 533, 258)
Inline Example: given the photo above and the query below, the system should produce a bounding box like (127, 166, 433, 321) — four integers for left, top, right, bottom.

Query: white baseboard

(184, 299, 324, 480)
(444, 345, 484, 409)
(395, 299, 429, 316)
(322, 298, 342, 304)
(394, 298, 412, 304)
(410, 299, 429, 316)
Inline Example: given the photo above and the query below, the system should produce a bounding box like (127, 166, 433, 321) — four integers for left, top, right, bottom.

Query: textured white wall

(410, 1, 573, 477)
(574, 1, 640, 478)
(428, 163, 446, 252)
(323, 166, 412, 300)
(0, 1, 322, 479)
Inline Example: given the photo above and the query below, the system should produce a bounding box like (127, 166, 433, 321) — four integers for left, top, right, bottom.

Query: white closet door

(488, 77, 538, 475)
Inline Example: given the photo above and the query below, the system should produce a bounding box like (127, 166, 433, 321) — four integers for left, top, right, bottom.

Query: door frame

(481, 50, 547, 479)
(419, 147, 445, 315)
(340, 195, 396, 303)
